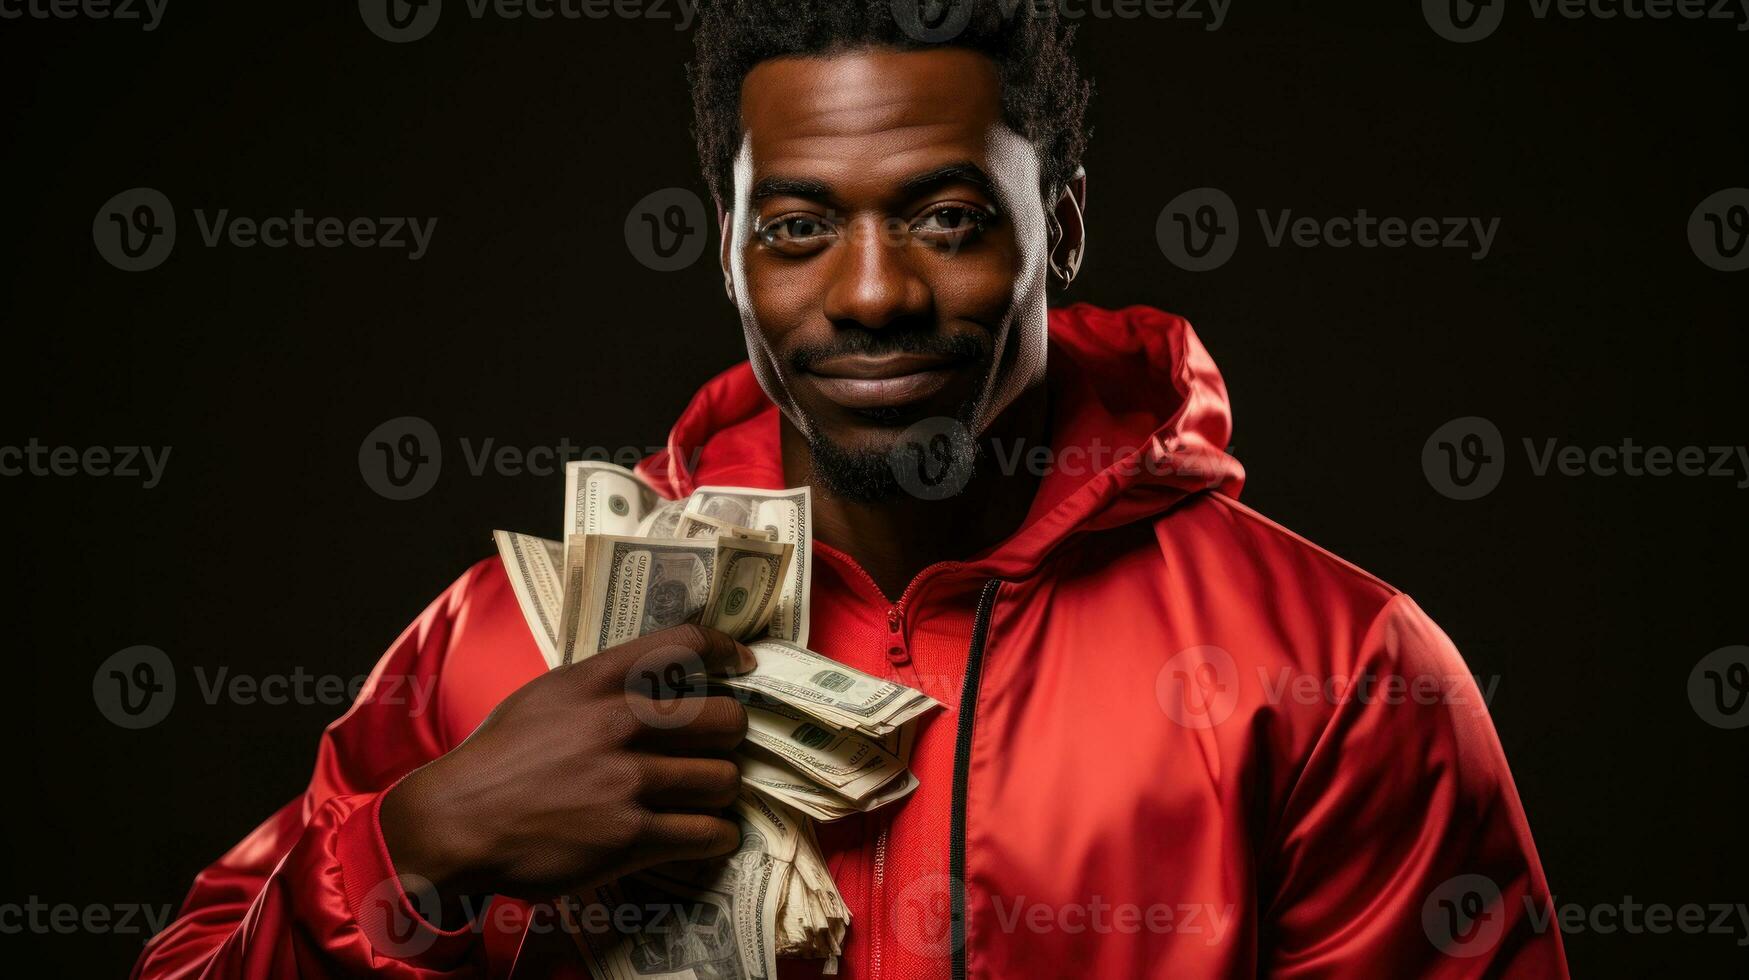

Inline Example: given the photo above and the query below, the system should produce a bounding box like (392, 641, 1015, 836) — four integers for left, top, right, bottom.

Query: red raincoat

(135, 304, 1568, 978)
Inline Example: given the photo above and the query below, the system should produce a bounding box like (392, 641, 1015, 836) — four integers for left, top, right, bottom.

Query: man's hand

(380, 624, 754, 905)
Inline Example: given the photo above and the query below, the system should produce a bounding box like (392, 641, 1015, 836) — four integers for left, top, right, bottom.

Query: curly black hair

(687, 0, 1093, 206)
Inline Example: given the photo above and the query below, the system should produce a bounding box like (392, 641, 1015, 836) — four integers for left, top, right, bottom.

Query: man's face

(721, 47, 1068, 500)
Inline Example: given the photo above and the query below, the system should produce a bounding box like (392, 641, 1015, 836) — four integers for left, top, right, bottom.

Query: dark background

(1, 2, 1744, 976)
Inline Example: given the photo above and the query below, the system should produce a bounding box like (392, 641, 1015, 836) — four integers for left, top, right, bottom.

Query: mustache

(787, 327, 988, 374)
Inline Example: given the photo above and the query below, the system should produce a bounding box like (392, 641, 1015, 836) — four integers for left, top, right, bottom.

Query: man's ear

(1047, 168, 1088, 288)
(717, 203, 737, 304)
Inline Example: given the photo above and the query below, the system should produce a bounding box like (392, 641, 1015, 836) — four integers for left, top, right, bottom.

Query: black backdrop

(1, 2, 1745, 976)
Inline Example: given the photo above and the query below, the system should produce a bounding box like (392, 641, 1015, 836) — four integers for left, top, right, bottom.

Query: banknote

(744, 701, 904, 803)
(677, 512, 778, 542)
(492, 530, 565, 669)
(698, 537, 794, 641)
(564, 461, 661, 540)
(574, 790, 850, 980)
(736, 751, 919, 822)
(723, 639, 943, 737)
(560, 535, 716, 664)
(683, 487, 812, 646)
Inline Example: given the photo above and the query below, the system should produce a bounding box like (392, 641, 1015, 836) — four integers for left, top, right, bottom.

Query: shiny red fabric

(135, 304, 1568, 978)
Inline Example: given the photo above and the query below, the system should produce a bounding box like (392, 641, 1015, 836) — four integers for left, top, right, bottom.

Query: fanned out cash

(492, 461, 942, 978)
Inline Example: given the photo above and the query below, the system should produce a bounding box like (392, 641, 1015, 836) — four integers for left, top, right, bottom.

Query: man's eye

(912, 206, 989, 241)
(759, 216, 834, 246)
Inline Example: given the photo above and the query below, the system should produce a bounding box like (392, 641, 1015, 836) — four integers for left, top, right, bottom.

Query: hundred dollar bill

(684, 487, 812, 647)
(677, 512, 778, 542)
(698, 537, 794, 641)
(636, 497, 687, 538)
(564, 461, 661, 541)
(722, 639, 943, 737)
(744, 702, 903, 803)
(578, 790, 790, 980)
(492, 530, 565, 669)
(738, 751, 920, 822)
(560, 535, 716, 664)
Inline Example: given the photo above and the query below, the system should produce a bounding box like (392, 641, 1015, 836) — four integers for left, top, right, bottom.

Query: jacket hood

(636, 303, 1244, 579)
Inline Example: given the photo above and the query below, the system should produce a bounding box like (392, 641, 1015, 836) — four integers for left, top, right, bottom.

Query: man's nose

(821, 215, 932, 329)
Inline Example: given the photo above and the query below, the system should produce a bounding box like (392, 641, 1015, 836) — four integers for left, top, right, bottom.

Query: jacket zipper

(870, 821, 889, 978)
(950, 578, 1002, 980)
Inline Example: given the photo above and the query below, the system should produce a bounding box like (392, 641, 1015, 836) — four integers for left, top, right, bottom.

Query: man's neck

(780, 384, 1049, 600)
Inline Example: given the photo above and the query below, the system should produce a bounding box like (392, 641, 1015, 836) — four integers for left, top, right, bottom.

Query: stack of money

(493, 461, 943, 977)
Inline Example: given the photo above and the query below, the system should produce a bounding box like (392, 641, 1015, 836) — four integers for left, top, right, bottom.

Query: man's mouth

(803, 352, 968, 411)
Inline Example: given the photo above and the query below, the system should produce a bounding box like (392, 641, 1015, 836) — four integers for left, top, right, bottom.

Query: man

(136, 3, 1568, 977)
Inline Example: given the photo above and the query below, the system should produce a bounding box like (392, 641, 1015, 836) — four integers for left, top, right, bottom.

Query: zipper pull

(886, 605, 909, 664)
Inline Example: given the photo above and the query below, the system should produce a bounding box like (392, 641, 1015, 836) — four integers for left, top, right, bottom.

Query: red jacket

(136, 304, 1568, 978)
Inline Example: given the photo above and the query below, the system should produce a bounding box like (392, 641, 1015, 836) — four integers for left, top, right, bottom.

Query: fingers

(635, 694, 748, 755)
(639, 812, 741, 863)
(586, 625, 758, 693)
(639, 757, 741, 810)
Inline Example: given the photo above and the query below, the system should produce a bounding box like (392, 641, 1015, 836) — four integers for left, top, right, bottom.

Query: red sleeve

(1263, 594, 1570, 978)
(132, 564, 495, 979)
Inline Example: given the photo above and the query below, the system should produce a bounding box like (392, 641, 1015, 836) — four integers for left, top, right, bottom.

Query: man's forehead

(736, 47, 1014, 197)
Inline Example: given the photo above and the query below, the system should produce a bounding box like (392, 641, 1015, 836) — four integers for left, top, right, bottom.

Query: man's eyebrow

(747, 163, 998, 206)
(899, 162, 997, 199)
(749, 176, 833, 204)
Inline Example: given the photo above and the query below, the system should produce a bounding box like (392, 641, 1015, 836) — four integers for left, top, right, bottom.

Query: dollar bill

(698, 537, 794, 641)
(492, 530, 565, 669)
(560, 535, 716, 664)
(578, 790, 790, 980)
(744, 702, 904, 803)
(737, 751, 919, 822)
(565, 461, 662, 540)
(723, 639, 943, 738)
(684, 487, 812, 646)
(677, 512, 778, 542)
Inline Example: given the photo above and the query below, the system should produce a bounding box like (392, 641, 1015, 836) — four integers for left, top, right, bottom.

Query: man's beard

(804, 395, 987, 504)
(787, 328, 992, 505)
